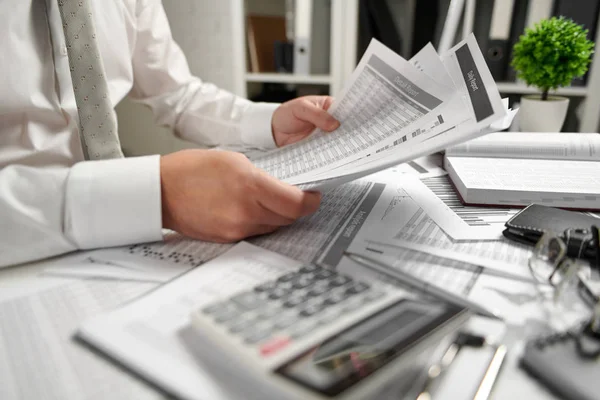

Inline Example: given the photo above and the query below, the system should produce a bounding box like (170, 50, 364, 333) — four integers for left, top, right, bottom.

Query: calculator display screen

(276, 300, 462, 397)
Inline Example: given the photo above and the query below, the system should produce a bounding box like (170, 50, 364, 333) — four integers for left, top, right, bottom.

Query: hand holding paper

(251, 34, 515, 190)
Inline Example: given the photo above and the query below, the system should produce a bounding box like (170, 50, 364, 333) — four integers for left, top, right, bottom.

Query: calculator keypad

(201, 264, 382, 356)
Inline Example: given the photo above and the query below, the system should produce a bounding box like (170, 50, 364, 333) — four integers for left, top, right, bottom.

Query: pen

(343, 251, 503, 320)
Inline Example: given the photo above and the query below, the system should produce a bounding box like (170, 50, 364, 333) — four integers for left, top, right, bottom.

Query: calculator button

(255, 281, 278, 293)
(231, 292, 267, 310)
(283, 295, 307, 308)
(287, 320, 319, 338)
(213, 305, 242, 323)
(300, 302, 324, 317)
(242, 324, 274, 344)
(255, 305, 280, 319)
(202, 301, 236, 315)
(277, 272, 298, 283)
(244, 331, 272, 345)
(315, 270, 335, 279)
(329, 275, 351, 287)
(299, 272, 317, 281)
(324, 290, 347, 305)
(307, 285, 329, 297)
(346, 282, 370, 294)
(227, 317, 256, 334)
(273, 312, 299, 330)
(268, 287, 291, 300)
(311, 280, 330, 291)
(292, 277, 314, 289)
(300, 265, 319, 273)
(277, 281, 293, 290)
(260, 336, 291, 357)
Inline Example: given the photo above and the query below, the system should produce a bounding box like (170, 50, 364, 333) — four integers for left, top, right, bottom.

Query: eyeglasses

(528, 229, 591, 303)
(528, 225, 600, 358)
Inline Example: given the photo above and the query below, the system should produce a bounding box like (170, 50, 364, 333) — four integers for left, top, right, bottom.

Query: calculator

(190, 263, 470, 400)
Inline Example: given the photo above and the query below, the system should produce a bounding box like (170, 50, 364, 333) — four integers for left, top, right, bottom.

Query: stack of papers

(251, 34, 515, 190)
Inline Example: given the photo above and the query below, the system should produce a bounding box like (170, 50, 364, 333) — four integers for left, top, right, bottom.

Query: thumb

(255, 171, 322, 219)
(296, 100, 340, 132)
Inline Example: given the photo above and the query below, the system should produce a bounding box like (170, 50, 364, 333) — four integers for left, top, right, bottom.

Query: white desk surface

(0, 251, 564, 400)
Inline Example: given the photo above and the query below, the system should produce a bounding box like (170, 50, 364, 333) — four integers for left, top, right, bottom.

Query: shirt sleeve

(128, 0, 279, 150)
(0, 156, 163, 268)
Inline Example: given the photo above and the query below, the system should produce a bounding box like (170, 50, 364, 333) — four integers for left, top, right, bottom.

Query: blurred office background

(117, 0, 600, 156)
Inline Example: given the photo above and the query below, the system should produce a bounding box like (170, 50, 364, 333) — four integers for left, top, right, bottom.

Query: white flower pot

(518, 95, 570, 132)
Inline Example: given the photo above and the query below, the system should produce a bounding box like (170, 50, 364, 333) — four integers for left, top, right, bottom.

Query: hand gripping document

(250, 34, 515, 191)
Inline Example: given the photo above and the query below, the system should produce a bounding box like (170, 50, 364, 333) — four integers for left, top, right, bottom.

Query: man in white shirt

(0, 0, 340, 268)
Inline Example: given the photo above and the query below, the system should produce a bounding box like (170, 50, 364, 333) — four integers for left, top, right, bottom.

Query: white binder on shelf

(485, 0, 515, 81)
(525, 0, 554, 29)
(293, 0, 313, 75)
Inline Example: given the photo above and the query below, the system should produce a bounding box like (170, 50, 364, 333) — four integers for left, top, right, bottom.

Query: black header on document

(367, 55, 443, 110)
(320, 183, 385, 268)
(456, 44, 494, 122)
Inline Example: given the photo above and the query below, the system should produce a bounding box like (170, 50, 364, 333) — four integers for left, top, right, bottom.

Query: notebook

(444, 132, 600, 210)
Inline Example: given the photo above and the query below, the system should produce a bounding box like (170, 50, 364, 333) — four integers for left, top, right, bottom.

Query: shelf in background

(495, 82, 588, 97)
(245, 73, 332, 85)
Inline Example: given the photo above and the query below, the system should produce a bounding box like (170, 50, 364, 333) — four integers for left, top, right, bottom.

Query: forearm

(128, 0, 278, 149)
(0, 157, 163, 268)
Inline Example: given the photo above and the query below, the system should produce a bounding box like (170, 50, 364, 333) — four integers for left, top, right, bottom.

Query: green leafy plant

(511, 16, 594, 100)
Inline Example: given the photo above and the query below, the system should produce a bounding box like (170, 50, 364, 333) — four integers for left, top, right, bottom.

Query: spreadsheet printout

(303, 35, 508, 185)
(251, 39, 456, 185)
(0, 280, 161, 400)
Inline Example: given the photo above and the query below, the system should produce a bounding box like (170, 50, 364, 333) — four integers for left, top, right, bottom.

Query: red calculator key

(260, 336, 291, 357)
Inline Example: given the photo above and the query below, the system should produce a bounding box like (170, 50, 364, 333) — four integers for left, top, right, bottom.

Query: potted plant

(511, 16, 594, 132)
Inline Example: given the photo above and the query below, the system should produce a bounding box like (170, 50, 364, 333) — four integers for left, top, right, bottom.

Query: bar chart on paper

(421, 176, 519, 228)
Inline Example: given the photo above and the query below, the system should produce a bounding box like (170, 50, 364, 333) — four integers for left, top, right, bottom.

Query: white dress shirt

(0, 0, 278, 268)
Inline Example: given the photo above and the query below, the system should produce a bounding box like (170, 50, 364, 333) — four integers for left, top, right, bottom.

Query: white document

(42, 233, 222, 283)
(291, 35, 509, 190)
(389, 175, 508, 241)
(0, 279, 158, 400)
(365, 154, 447, 180)
(420, 175, 520, 235)
(252, 37, 483, 188)
(43, 262, 169, 283)
(361, 176, 534, 281)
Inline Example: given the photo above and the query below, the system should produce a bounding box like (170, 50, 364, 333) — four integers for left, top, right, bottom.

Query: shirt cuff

(64, 155, 163, 249)
(241, 102, 279, 149)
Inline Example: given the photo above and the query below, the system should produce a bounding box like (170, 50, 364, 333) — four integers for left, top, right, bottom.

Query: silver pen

(343, 251, 503, 320)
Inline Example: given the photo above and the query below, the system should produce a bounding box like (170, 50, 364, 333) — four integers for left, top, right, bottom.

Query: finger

(194, 224, 279, 243)
(320, 96, 335, 111)
(256, 203, 297, 226)
(294, 100, 340, 132)
(255, 172, 322, 220)
(245, 224, 280, 238)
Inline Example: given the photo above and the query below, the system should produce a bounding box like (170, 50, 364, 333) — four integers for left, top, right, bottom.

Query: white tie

(57, 0, 124, 160)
